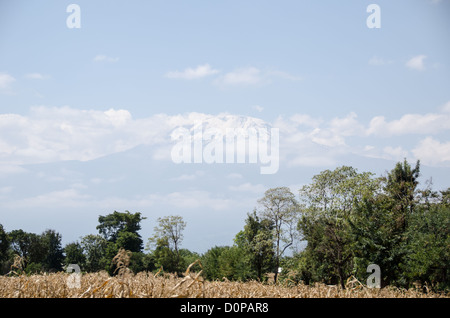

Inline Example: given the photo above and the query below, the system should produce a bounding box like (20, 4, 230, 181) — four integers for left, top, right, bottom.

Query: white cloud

(382, 146, 410, 161)
(25, 73, 49, 80)
(276, 112, 362, 149)
(288, 114, 322, 128)
(274, 107, 450, 168)
(2, 106, 449, 170)
(0, 106, 168, 165)
(310, 128, 346, 147)
(6, 188, 92, 209)
(0, 72, 15, 91)
(406, 55, 427, 71)
(440, 101, 450, 113)
(0, 164, 27, 176)
(0, 106, 272, 166)
(0, 185, 239, 212)
(273, 114, 352, 168)
(215, 67, 264, 86)
(367, 112, 450, 136)
(165, 64, 219, 80)
(104, 108, 132, 127)
(93, 55, 119, 63)
(329, 112, 365, 137)
(412, 137, 450, 166)
(214, 67, 299, 87)
(165, 65, 299, 86)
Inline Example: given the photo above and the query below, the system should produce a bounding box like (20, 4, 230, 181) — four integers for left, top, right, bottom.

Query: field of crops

(0, 269, 447, 298)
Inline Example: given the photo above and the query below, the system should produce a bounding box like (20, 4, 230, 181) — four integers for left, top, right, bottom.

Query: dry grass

(1, 252, 447, 298)
(0, 261, 448, 298)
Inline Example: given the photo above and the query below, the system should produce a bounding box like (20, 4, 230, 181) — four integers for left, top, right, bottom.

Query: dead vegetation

(0, 259, 447, 298)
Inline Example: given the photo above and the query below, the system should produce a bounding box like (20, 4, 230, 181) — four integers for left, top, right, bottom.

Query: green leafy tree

(350, 195, 406, 287)
(404, 193, 450, 291)
(116, 231, 144, 253)
(151, 237, 180, 273)
(201, 245, 250, 282)
(374, 159, 420, 286)
(441, 188, 450, 206)
(104, 242, 121, 275)
(383, 159, 420, 231)
(201, 246, 229, 281)
(8, 230, 47, 270)
(147, 215, 186, 274)
(97, 210, 146, 252)
(7, 229, 63, 273)
(0, 224, 9, 264)
(298, 166, 378, 288)
(217, 245, 248, 281)
(141, 252, 157, 272)
(179, 248, 201, 272)
(96, 210, 146, 274)
(234, 211, 275, 281)
(127, 252, 146, 274)
(349, 160, 428, 288)
(80, 234, 107, 272)
(64, 242, 86, 269)
(41, 229, 64, 272)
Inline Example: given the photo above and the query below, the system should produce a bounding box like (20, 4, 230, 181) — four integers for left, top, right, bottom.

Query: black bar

(0, 297, 447, 315)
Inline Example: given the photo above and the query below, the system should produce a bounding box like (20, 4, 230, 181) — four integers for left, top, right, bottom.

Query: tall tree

(349, 195, 406, 287)
(147, 215, 186, 274)
(298, 166, 378, 288)
(97, 210, 146, 252)
(149, 215, 186, 256)
(257, 187, 299, 282)
(235, 211, 275, 281)
(403, 190, 450, 290)
(64, 242, 86, 269)
(299, 166, 379, 219)
(201, 246, 229, 281)
(349, 160, 425, 288)
(151, 237, 179, 274)
(0, 224, 9, 264)
(80, 234, 107, 272)
(217, 245, 247, 281)
(41, 229, 64, 272)
(383, 159, 420, 231)
(8, 230, 47, 269)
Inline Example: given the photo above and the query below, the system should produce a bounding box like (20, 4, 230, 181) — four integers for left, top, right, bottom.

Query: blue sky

(0, 0, 449, 253)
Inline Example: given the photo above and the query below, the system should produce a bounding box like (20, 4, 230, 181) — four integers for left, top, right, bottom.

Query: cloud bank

(1, 104, 449, 170)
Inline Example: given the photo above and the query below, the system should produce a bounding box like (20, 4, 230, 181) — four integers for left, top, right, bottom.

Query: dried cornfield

(0, 265, 447, 298)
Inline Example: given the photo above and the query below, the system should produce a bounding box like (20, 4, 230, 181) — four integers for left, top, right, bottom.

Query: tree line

(0, 159, 448, 291)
